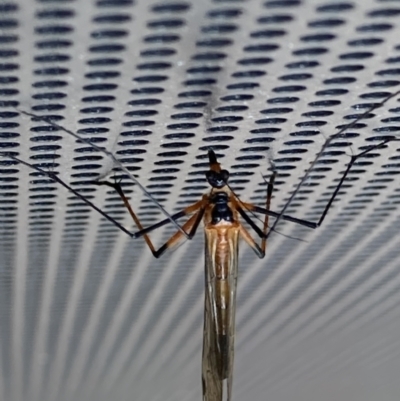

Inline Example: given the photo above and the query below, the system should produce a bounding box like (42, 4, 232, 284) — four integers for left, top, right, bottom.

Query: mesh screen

(1, 0, 400, 400)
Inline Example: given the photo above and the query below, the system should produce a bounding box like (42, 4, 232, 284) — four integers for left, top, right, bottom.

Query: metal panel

(1, 0, 400, 400)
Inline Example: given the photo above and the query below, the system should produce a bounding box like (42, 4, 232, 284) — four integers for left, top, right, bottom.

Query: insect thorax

(210, 192, 233, 224)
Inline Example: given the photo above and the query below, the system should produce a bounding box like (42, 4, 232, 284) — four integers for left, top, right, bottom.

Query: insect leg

(95, 180, 206, 258)
(153, 207, 205, 258)
(234, 170, 276, 258)
(315, 137, 400, 226)
(239, 135, 400, 238)
(267, 88, 400, 236)
(241, 203, 317, 229)
(0, 153, 135, 236)
(16, 109, 189, 238)
(238, 223, 265, 258)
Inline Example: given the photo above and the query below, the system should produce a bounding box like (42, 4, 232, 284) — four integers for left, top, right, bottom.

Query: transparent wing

(202, 228, 238, 401)
(226, 228, 238, 401)
(202, 274, 223, 401)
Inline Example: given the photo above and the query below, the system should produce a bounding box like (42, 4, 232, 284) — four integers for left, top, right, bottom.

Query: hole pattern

(0, 0, 399, 260)
(0, 0, 22, 258)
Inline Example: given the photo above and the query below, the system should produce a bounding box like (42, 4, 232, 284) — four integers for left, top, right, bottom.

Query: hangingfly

(2, 144, 328, 401)
(0, 147, 378, 400)
(2, 93, 399, 400)
(93, 149, 323, 401)
(200, 151, 272, 401)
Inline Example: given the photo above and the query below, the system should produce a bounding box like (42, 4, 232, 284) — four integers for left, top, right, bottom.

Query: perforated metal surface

(1, 1, 400, 401)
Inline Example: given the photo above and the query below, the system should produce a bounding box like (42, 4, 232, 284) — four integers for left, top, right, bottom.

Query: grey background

(1, 0, 400, 400)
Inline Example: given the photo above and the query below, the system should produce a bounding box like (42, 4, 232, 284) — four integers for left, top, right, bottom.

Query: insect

(1, 91, 399, 401)
(93, 150, 320, 401)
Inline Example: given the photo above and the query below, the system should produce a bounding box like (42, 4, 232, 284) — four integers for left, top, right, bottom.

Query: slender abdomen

(204, 224, 239, 379)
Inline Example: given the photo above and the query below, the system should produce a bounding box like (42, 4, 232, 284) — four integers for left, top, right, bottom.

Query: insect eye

(221, 169, 229, 183)
(206, 170, 216, 184)
(206, 168, 229, 188)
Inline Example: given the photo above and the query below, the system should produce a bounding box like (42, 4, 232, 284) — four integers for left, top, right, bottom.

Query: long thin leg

(94, 181, 204, 238)
(230, 169, 318, 230)
(233, 170, 276, 258)
(1, 143, 319, 246)
(260, 169, 275, 253)
(0, 152, 206, 245)
(153, 207, 205, 258)
(16, 109, 189, 238)
(0, 154, 135, 237)
(314, 137, 400, 227)
(241, 203, 317, 229)
(238, 138, 395, 239)
(239, 223, 265, 258)
(267, 88, 400, 236)
(96, 180, 206, 258)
